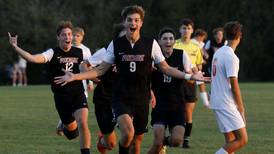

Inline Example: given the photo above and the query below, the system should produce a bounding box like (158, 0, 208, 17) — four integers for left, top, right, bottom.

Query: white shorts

(213, 108, 245, 133)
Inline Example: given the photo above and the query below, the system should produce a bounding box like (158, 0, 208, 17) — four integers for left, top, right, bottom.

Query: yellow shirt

(174, 39, 203, 67)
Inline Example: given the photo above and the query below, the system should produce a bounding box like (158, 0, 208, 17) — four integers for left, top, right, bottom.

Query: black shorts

(94, 99, 116, 134)
(112, 98, 149, 135)
(151, 102, 185, 129)
(54, 93, 88, 125)
(183, 81, 197, 102)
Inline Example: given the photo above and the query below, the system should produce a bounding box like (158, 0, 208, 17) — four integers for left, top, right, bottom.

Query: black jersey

(93, 65, 116, 103)
(48, 46, 84, 94)
(113, 35, 153, 104)
(151, 49, 185, 105)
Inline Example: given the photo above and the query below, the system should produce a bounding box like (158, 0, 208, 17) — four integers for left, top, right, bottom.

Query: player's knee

(170, 137, 183, 147)
(76, 120, 88, 130)
(63, 127, 79, 140)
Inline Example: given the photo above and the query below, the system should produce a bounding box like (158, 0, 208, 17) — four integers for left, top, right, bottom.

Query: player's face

(214, 31, 223, 43)
(73, 32, 84, 46)
(159, 32, 175, 53)
(179, 25, 193, 39)
(124, 13, 143, 38)
(57, 28, 73, 51)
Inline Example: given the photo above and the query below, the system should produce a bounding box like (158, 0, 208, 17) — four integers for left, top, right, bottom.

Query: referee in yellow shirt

(174, 18, 209, 148)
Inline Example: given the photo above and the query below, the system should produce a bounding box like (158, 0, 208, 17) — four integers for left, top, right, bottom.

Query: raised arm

(8, 32, 46, 63)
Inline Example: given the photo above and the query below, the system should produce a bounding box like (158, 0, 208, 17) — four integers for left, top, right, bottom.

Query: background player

(174, 18, 210, 148)
(148, 27, 192, 154)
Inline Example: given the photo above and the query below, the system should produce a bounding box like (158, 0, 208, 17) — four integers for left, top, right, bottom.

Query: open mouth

(65, 41, 71, 45)
(165, 45, 172, 48)
(129, 27, 137, 33)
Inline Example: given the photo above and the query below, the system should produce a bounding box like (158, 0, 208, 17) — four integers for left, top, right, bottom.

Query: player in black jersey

(8, 21, 91, 154)
(148, 27, 192, 154)
(54, 6, 209, 154)
(81, 23, 126, 154)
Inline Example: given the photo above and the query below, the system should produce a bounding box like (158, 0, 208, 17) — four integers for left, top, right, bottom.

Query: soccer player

(211, 21, 248, 154)
(191, 28, 210, 108)
(73, 27, 93, 97)
(86, 23, 126, 154)
(148, 27, 192, 154)
(55, 26, 93, 136)
(8, 21, 91, 154)
(54, 5, 208, 154)
(174, 18, 209, 148)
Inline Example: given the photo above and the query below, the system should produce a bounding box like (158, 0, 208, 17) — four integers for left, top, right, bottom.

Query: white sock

(200, 92, 210, 108)
(215, 147, 228, 154)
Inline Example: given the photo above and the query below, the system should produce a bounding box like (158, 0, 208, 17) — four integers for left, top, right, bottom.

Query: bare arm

(157, 60, 187, 79)
(230, 77, 244, 112)
(230, 77, 246, 122)
(54, 61, 111, 86)
(79, 60, 91, 72)
(8, 32, 46, 63)
(156, 60, 210, 82)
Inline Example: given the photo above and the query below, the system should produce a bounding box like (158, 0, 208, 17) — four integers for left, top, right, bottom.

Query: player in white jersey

(73, 27, 93, 97)
(210, 21, 248, 154)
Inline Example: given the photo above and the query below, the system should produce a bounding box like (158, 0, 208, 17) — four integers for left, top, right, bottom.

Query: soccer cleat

(56, 120, 64, 136)
(182, 140, 190, 148)
(97, 132, 107, 154)
(159, 145, 166, 154)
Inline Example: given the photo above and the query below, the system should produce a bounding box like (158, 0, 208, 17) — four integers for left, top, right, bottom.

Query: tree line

(0, 0, 273, 84)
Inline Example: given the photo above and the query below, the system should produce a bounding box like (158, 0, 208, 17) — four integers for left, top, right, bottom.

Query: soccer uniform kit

(88, 47, 117, 134)
(174, 39, 203, 102)
(74, 43, 92, 98)
(104, 35, 165, 135)
(210, 45, 245, 133)
(151, 49, 190, 128)
(42, 46, 89, 125)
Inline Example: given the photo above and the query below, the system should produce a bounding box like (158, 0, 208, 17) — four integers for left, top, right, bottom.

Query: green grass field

(1, 83, 274, 154)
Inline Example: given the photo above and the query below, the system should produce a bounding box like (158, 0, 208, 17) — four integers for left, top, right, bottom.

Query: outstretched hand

(191, 71, 211, 82)
(8, 32, 18, 48)
(54, 69, 75, 86)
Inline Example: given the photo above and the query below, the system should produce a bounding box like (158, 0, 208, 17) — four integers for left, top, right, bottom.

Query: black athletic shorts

(183, 81, 197, 102)
(54, 92, 88, 125)
(112, 98, 149, 135)
(151, 101, 185, 129)
(94, 99, 116, 134)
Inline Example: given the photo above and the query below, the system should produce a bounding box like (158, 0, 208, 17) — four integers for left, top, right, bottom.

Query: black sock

(119, 142, 129, 154)
(163, 136, 170, 146)
(184, 122, 192, 140)
(81, 148, 90, 154)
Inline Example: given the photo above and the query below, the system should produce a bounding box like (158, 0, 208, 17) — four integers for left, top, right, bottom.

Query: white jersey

(87, 48, 106, 66)
(104, 39, 165, 64)
(74, 44, 92, 59)
(210, 45, 239, 110)
(191, 38, 205, 49)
